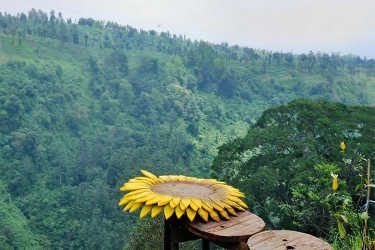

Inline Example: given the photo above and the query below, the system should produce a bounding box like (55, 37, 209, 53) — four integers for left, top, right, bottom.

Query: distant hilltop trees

(0, 9, 374, 77)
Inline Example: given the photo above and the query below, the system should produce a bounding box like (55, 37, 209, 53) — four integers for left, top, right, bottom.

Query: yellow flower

(118, 170, 248, 222)
(340, 142, 346, 151)
(331, 173, 338, 191)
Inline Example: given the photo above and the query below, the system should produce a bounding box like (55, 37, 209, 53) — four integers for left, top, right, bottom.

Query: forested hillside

(0, 9, 374, 249)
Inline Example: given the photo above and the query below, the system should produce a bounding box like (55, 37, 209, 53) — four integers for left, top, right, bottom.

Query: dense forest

(0, 9, 374, 249)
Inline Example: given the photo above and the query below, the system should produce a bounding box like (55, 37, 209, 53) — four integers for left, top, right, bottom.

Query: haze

(2, 0, 375, 58)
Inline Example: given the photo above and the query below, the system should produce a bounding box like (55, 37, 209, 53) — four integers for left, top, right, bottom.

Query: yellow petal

(191, 198, 202, 209)
(219, 210, 230, 220)
(234, 205, 246, 211)
(181, 198, 191, 208)
(228, 191, 245, 198)
(189, 201, 199, 211)
(133, 177, 156, 185)
(124, 200, 135, 212)
(168, 175, 179, 181)
(164, 203, 175, 220)
(180, 201, 186, 211)
(200, 198, 213, 212)
(120, 185, 151, 191)
(221, 198, 239, 208)
(169, 199, 178, 209)
(129, 202, 144, 213)
(225, 195, 242, 203)
(124, 188, 151, 197)
(151, 205, 164, 218)
(209, 197, 225, 210)
(134, 193, 157, 203)
(226, 207, 238, 216)
(172, 197, 181, 207)
(122, 181, 152, 187)
(186, 207, 197, 222)
(128, 179, 153, 185)
(158, 195, 173, 206)
(145, 195, 162, 205)
(129, 190, 153, 200)
(209, 210, 221, 222)
(175, 205, 185, 219)
(186, 177, 198, 182)
(140, 169, 160, 183)
(237, 200, 248, 209)
(177, 175, 187, 181)
(159, 175, 173, 182)
(118, 196, 132, 206)
(197, 207, 209, 222)
(211, 202, 224, 212)
(140, 205, 153, 218)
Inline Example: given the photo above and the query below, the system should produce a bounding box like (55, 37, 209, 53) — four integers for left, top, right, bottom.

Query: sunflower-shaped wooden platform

(119, 171, 334, 250)
(118, 170, 248, 222)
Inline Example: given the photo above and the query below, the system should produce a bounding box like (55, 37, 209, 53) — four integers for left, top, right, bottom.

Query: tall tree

(212, 98, 375, 233)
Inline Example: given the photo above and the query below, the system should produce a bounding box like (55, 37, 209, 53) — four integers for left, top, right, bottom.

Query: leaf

(361, 212, 370, 220)
(342, 199, 350, 209)
(357, 155, 363, 163)
(336, 218, 346, 238)
(340, 215, 348, 223)
(366, 184, 375, 188)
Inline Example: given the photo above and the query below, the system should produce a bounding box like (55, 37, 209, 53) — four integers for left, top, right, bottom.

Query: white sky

(2, 0, 375, 58)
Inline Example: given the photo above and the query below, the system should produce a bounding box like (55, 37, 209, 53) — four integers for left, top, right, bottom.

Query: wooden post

(164, 218, 172, 250)
(362, 159, 371, 249)
(165, 215, 201, 250)
(202, 239, 209, 250)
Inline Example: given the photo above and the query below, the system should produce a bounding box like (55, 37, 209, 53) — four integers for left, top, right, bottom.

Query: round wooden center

(151, 181, 215, 198)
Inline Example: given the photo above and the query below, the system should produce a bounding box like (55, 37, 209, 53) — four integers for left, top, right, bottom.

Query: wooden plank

(184, 211, 265, 242)
(247, 230, 302, 246)
(187, 212, 262, 232)
(207, 220, 261, 236)
(247, 230, 334, 250)
(210, 216, 265, 235)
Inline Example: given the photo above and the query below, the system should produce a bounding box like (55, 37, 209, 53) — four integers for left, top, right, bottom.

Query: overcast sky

(2, 0, 375, 58)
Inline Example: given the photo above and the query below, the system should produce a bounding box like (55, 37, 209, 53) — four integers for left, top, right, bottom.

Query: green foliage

(212, 99, 375, 238)
(280, 163, 352, 236)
